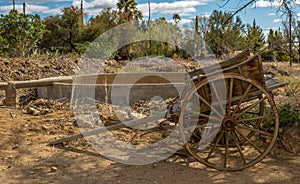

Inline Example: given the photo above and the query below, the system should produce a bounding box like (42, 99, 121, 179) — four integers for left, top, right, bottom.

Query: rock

(115, 110, 129, 121)
(26, 107, 40, 116)
(50, 166, 58, 172)
(41, 125, 48, 131)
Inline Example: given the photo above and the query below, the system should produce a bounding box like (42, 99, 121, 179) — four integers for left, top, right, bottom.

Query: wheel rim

(179, 73, 279, 171)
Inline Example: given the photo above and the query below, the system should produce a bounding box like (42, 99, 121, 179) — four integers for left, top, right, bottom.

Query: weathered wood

(4, 82, 16, 107)
(0, 82, 8, 90)
(48, 113, 165, 145)
(14, 76, 73, 89)
(74, 72, 185, 85)
(188, 48, 251, 77)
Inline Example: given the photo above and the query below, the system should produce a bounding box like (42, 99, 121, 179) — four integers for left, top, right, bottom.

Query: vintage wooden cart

(178, 49, 286, 171)
(49, 49, 286, 171)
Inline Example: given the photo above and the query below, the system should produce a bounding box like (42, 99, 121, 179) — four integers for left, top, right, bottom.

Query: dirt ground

(0, 61, 299, 184)
(0, 107, 300, 184)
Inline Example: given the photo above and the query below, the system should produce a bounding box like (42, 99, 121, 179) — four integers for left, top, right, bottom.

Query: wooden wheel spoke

(200, 127, 220, 144)
(185, 109, 222, 122)
(192, 131, 202, 141)
(211, 81, 226, 114)
(195, 93, 224, 119)
(224, 131, 229, 168)
(235, 129, 263, 154)
(232, 84, 253, 115)
(233, 128, 242, 143)
(231, 131, 247, 164)
(236, 124, 273, 137)
(228, 78, 234, 109)
(235, 96, 268, 117)
(205, 129, 224, 161)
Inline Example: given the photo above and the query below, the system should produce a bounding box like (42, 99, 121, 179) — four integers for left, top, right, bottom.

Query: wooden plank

(188, 48, 251, 77)
(14, 76, 73, 89)
(0, 82, 8, 90)
(48, 113, 165, 145)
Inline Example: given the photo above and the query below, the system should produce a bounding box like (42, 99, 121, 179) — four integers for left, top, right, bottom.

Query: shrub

(278, 104, 300, 127)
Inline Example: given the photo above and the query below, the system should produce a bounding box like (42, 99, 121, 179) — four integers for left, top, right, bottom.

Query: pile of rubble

(0, 57, 78, 81)
(23, 98, 69, 116)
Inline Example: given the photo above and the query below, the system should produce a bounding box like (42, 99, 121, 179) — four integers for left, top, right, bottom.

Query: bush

(276, 51, 290, 62)
(278, 104, 300, 127)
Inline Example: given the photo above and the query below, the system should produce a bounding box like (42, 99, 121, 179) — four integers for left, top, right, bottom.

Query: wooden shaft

(49, 113, 165, 145)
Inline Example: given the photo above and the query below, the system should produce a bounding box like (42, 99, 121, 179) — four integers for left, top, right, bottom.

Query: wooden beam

(0, 82, 8, 90)
(49, 113, 165, 145)
(14, 76, 73, 89)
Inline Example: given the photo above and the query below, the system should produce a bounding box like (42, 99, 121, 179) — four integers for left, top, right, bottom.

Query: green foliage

(75, 41, 91, 55)
(204, 10, 246, 58)
(0, 35, 8, 54)
(246, 19, 265, 53)
(276, 51, 290, 62)
(88, 8, 118, 41)
(278, 104, 300, 127)
(41, 6, 83, 53)
(0, 10, 46, 57)
(261, 104, 300, 132)
(117, 0, 142, 22)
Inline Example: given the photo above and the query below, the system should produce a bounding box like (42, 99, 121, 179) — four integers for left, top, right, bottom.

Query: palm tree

(172, 13, 181, 24)
(117, 0, 142, 21)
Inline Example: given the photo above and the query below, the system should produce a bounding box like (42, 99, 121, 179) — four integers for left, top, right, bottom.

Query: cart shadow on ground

(17, 142, 300, 184)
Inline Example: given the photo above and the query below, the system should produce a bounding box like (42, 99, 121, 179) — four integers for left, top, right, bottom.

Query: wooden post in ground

(4, 82, 16, 108)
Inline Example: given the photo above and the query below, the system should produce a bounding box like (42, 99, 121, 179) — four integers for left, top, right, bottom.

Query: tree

(172, 13, 181, 54)
(117, 0, 142, 22)
(223, 0, 299, 64)
(246, 19, 265, 53)
(192, 14, 210, 57)
(40, 16, 64, 51)
(172, 13, 181, 24)
(41, 6, 83, 53)
(115, 0, 143, 59)
(204, 10, 245, 58)
(0, 10, 46, 57)
(59, 6, 83, 53)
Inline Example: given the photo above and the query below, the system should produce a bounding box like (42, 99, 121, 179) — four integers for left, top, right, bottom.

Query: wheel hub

(222, 117, 236, 131)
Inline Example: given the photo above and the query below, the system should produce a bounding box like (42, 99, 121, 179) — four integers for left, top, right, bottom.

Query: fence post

(4, 82, 17, 108)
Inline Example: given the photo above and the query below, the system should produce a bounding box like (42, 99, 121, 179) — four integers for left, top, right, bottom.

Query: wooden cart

(49, 49, 286, 171)
(179, 49, 286, 171)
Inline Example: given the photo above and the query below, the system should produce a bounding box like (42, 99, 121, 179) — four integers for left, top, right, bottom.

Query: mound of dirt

(0, 57, 78, 81)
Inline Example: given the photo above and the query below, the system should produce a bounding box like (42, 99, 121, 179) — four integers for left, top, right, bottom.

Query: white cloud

(269, 13, 276, 16)
(0, 4, 49, 14)
(69, 0, 212, 17)
(253, 0, 282, 8)
(273, 18, 283, 23)
(15, 0, 73, 2)
(72, 0, 117, 16)
(198, 12, 211, 18)
(138, 1, 205, 16)
(42, 7, 63, 15)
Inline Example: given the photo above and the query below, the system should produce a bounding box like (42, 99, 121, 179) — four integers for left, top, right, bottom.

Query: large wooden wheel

(179, 73, 279, 171)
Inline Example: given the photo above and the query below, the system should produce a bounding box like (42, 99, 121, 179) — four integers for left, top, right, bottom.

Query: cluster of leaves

(278, 104, 300, 127)
(1, 0, 299, 61)
(0, 10, 46, 57)
(193, 11, 265, 58)
(262, 104, 300, 133)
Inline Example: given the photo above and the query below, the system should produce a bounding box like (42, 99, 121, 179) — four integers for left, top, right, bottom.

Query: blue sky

(1, 0, 300, 35)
